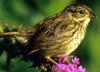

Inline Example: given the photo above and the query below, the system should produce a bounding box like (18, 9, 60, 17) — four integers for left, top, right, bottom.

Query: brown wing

(27, 13, 62, 54)
(29, 13, 61, 44)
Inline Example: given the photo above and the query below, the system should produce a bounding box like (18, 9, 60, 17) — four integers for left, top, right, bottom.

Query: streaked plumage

(22, 4, 95, 63)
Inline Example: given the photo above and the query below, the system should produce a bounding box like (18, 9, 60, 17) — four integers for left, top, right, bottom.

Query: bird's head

(63, 4, 95, 22)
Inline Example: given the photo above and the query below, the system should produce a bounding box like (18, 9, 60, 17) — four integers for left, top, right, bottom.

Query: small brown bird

(23, 4, 95, 64)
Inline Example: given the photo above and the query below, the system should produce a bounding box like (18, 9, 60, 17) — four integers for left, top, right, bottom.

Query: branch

(0, 29, 35, 37)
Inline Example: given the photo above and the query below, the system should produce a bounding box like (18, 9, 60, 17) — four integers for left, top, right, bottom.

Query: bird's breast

(65, 25, 86, 55)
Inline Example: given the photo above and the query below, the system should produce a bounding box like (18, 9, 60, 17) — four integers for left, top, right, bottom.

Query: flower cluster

(51, 56, 87, 72)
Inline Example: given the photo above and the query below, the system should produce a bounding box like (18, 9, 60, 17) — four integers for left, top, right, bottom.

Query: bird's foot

(45, 56, 58, 65)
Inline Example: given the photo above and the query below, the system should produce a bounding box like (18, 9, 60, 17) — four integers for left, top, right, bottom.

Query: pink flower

(72, 56, 80, 64)
(51, 56, 87, 72)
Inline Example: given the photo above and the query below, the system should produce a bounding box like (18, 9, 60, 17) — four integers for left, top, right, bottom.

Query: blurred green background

(0, 0, 100, 72)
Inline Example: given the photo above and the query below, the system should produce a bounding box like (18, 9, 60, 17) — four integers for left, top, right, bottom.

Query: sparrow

(22, 4, 95, 64)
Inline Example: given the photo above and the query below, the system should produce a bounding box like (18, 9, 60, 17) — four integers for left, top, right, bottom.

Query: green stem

(5, 53, 11, 72)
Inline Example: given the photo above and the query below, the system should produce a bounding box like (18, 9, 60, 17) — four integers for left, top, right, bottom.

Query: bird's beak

(90, 12, 96, 18)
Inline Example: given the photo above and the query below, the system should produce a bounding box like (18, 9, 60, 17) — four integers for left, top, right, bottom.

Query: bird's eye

(79, 10, 83, 14)
(78, 10, 85, 17)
